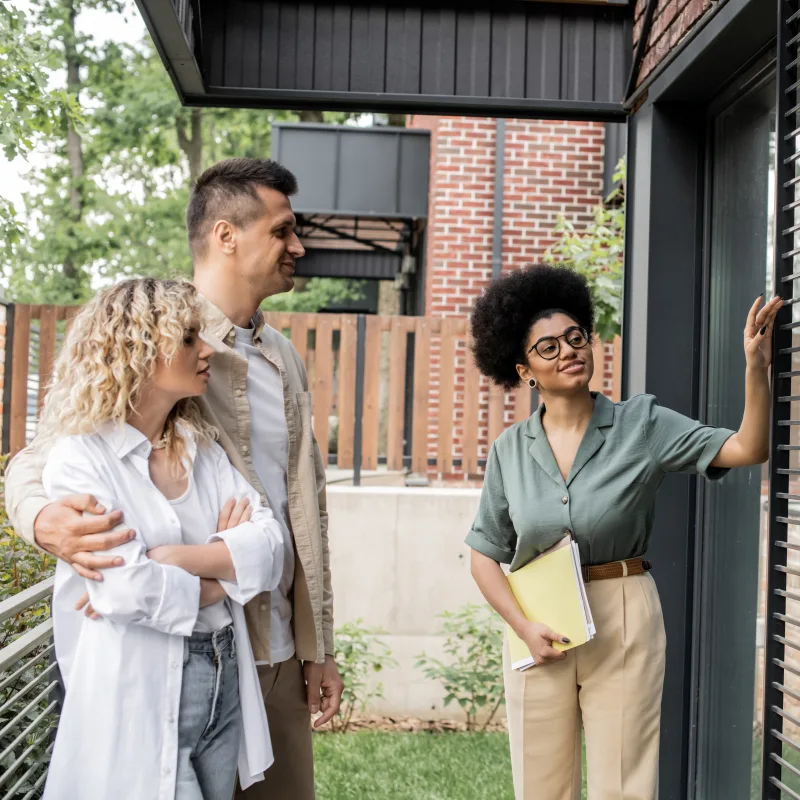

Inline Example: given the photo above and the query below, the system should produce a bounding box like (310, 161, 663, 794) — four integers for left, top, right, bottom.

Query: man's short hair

(186, 158, 298, 258)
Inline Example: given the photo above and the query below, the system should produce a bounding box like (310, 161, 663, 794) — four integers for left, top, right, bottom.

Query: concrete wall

(327, 485, 496, 719)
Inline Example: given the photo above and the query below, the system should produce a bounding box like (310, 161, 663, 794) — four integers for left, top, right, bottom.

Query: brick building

(410, 115, 619, 478)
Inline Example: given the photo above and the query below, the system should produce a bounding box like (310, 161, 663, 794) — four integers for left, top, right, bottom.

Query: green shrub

(416, 604, 504, 731)
(0, 456, 55, 646)
(332, 619, 397, 733)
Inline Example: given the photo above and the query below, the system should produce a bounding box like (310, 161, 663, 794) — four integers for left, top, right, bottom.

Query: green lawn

(312, 731, 800, 799)
(313, 732, 517, 800)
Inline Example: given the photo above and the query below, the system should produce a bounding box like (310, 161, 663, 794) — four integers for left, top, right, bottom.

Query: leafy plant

(545, 158, 626, 342)
(331, 620, 397, 733)
(416, 604, 504, 731)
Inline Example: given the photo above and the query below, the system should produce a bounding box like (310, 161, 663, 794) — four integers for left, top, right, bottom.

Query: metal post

(2, 303, 15, 454)
(353, 315, 366, 487)
(492, 118, 505, 281)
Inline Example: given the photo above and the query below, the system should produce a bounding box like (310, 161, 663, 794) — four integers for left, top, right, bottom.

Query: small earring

(528, 378, 537, 389)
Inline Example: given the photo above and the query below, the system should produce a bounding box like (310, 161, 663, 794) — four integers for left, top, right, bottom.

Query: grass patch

(313, 732, 516, 800)
(312, 731, 800, 798)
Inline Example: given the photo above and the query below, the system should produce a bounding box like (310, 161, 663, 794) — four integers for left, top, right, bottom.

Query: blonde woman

(36, 279, 285, 800)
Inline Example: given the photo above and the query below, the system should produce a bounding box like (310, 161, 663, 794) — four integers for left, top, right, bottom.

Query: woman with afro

(465, 263, 782, 799)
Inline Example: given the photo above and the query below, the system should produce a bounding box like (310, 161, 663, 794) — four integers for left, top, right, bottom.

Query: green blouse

(465, 393, 734, 571)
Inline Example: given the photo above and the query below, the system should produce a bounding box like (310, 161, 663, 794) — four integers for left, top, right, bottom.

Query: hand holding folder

(506, 536, 595, 671)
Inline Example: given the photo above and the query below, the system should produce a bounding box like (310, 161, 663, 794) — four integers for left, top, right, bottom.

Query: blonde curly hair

(38, 278, 216, 471)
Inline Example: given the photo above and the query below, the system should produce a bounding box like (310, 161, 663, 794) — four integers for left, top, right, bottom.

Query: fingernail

(562, 637, 571, 644)
(127, 531, 135, 540)
(114, 557, 124, 565)
(761, 326, 767, 335)
(96, 504, 106, 513)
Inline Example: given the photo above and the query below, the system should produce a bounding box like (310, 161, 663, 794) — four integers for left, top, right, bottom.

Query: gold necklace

(151, 436, 168, 451)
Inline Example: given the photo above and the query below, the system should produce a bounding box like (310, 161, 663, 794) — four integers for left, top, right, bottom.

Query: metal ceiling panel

(135, 0, 633, 120)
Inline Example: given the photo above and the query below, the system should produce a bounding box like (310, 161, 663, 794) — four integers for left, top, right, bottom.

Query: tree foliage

(3, 0, 365, 309)
(545, 158, 626, 342)
(0, 0, 79, 257)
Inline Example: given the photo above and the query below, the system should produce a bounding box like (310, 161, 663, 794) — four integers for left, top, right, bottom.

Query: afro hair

(470, 264, 594, 389)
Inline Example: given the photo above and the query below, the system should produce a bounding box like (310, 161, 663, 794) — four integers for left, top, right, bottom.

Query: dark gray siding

(174, 0, 632, 119)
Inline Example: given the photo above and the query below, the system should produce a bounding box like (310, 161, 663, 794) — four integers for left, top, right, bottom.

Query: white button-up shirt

(41, 424, 285, 800)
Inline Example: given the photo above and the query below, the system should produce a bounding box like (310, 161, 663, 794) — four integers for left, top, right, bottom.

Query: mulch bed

(315, 714, 508, 734)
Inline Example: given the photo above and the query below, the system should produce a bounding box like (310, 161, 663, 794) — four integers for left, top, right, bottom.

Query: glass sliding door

(693, 68, 776, 799)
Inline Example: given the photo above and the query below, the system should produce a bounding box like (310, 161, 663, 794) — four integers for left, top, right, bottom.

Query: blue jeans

(176, 625, 241, 800)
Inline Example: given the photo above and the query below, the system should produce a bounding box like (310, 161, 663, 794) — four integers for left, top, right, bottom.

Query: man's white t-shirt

(232, 323, 296, 664)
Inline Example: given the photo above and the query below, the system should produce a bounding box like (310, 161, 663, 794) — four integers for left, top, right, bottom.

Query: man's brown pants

(235, 659, 316, 800)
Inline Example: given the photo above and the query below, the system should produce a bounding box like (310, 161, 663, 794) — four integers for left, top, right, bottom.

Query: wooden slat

(488, 383, 505, 446)
(290, 314, 309, 369)
(63, 306, 80, 333)
(386, 317, 409, 471)
(589, 337, 606, 393)
(263, 311, 282, 332)
(437, 318, 457, 474)
(411, 318, 432, 474)
(9, 305, 32, 456)
(337, 315, 358, 470)
(361, 315, 382, 471)
(514, 385, 535, 422)
(611, 335, 622, 402)
(312, 315, 334, 466)
(462, 338, 481, 476)
(37, 306, 57, 413)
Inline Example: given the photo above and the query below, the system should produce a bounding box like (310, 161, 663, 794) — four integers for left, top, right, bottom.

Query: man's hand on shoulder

(34, 495, 135, 580)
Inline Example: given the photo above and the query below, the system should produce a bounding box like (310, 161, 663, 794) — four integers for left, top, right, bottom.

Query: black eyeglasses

(527, 326, 589, 360)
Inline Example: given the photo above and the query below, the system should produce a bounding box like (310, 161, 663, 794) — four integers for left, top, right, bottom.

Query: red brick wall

(634, 0, 713, 86)
(409, 115, 610, 479)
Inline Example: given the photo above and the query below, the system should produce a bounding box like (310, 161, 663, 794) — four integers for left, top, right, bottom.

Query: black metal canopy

(135, 0, 633, 120)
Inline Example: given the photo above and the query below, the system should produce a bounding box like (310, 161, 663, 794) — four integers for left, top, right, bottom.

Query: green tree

(545, 158, 626, 342)
(0, 0, 79, 256)
(4, 2, 365, 307)
(262, 278, 365, 313)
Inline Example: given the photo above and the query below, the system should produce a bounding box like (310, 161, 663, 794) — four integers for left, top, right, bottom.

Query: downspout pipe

(492, 118, 505, 281)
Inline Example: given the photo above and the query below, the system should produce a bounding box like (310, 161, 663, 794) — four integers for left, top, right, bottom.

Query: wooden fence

(2, 304, 621, 479)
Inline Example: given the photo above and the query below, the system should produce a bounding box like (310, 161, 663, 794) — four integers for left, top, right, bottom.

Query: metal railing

(0, 578, 58, 799)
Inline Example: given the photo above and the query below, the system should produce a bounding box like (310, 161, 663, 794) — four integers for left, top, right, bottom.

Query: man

(5, 157, 344, 800)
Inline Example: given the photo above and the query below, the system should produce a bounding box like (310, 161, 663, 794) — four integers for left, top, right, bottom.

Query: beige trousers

(503, 573, 666, 800)
(235, 659, 316, 800)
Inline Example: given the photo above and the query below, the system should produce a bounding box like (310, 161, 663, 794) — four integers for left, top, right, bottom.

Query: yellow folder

(506, 536, 594, 671)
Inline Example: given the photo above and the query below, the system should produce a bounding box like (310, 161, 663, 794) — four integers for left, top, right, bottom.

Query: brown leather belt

(581, 557, 651, 584)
